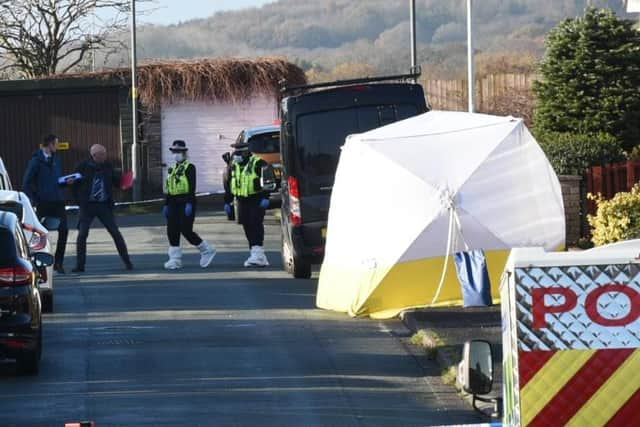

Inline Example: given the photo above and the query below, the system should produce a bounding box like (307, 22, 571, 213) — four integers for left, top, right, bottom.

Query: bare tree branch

(0, 0, 153, 78)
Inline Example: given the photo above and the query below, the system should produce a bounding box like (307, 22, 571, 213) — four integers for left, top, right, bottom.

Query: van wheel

(282, 234, 311, 279)
(16, 327, 41, 375)
(42, 293, 53, 313)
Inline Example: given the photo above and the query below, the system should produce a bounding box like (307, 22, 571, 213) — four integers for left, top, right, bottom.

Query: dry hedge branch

(53, 57, 306, 110)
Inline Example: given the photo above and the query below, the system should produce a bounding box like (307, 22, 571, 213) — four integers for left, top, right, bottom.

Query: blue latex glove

(224, 203, 233, 215)
(259, 199, 270, 210)
(185, 203, 193, 217)
(162, 205, 169, 218)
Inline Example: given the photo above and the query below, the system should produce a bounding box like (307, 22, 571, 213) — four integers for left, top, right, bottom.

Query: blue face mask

(173, 153, 185, 162)
(233, 155, 244, 163)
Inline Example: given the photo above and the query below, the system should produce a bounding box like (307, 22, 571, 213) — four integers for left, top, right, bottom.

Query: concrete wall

(140, 109, 163, 198)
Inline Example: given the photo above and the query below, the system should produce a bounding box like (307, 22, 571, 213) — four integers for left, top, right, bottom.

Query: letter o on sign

(585, 284, 640, 327)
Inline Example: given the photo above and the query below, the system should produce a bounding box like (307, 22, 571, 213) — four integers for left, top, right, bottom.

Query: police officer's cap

(169, 140, 188, 152)
(230, 141, 250, 152)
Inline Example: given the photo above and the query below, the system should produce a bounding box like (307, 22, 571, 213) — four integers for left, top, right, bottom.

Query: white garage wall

(161, 96, 278, 194)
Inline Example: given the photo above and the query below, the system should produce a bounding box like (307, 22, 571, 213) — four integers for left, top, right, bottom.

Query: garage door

(161, 97, 278, 193)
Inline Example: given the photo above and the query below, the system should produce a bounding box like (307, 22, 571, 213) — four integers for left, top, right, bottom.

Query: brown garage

(0, 78, 129, 196)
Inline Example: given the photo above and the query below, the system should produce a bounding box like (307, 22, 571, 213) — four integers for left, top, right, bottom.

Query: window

(0, 230, 15, 265)
(248, 132, 280, 154)
(295, 104, 419, 181)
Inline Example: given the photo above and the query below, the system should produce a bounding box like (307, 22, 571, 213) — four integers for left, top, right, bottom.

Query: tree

(533, 7, 640, 151)
(0, 0, 150, 78)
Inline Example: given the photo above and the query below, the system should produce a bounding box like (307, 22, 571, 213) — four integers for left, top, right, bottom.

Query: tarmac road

(0, 212, 482, 427)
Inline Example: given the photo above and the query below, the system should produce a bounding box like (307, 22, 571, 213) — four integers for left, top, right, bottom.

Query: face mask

(232, 155, 244, 163)
(173, 153, 185, 162)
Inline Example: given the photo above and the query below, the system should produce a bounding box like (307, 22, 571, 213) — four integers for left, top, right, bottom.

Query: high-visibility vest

(231, 156, 261, 197)
(167, 161, 191, 196)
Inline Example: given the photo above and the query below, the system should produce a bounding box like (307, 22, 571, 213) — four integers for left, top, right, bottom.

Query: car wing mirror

(260, 165, 277, 192)
(40, 216, 60, 231)
(458, 340, 502, 418)
(33, 252, 54, 268)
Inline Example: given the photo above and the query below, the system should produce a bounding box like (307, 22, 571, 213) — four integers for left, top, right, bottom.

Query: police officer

(224, 141, 270, 267)
(163, 140, 216, 270)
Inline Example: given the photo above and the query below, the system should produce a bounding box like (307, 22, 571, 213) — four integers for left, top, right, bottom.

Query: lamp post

(467, 0, 475, 113)
(410, 0, 417, 74)
(130, 0, 141, 201)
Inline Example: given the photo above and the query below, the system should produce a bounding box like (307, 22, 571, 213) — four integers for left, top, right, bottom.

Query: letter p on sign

(532, 287, 578, 329)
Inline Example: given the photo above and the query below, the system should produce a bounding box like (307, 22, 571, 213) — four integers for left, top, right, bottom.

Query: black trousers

(166, 200, 203, 247)
(238, 198, 265, 248)
(37, 201, 68, 267)
(76, 203, 131, 268)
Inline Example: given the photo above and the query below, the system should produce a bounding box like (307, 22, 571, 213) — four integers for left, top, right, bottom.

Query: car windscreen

(295, 104, 419, 181)
(248, 132, 280, 154)
(0, 229, 16, 265)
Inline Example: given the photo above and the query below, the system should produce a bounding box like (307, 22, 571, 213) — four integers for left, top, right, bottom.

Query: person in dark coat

(22, 134, 74, 273)
(71, 144, 132, 272)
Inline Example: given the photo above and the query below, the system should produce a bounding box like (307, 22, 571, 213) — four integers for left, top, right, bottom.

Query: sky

(140, 0, 275, 25)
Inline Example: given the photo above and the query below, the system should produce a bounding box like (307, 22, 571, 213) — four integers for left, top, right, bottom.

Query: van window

(295, 104, 418, 179)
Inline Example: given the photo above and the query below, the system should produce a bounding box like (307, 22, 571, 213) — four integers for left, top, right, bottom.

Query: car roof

(0, 190, 27, 204)
(243, 125, 280, 141)
(0, 210, 19, 230)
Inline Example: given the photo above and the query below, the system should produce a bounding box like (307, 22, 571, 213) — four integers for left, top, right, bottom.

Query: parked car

(0, 190, 58, 312)
(0, 211, 53, 374)
(279, 72, 429, 278)
(0, 157, 12, 190)
(223, 124, 283, 221)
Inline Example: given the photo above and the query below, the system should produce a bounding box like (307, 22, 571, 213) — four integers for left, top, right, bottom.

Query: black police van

(279, 71, 429, 278)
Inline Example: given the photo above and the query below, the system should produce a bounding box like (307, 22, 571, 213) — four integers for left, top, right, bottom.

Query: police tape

(64, 191, 225, 212)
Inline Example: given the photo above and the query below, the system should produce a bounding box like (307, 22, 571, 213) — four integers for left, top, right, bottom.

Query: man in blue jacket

(22, 134, 73, 273)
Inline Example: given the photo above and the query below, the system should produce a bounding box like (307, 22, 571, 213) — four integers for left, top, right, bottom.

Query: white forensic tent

(316, 111, 565, 318)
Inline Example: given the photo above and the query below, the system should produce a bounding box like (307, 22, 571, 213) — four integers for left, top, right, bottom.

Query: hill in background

(106, 0, 631, 80)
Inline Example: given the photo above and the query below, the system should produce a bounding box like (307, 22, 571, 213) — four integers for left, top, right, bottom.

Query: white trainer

(198, 241, 217, 268)
(244, 246, 269, 268)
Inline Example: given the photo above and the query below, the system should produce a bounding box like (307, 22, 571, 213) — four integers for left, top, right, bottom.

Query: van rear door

(294, 104, 420, 223)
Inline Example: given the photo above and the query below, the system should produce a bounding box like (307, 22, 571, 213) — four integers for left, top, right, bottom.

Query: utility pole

(410, 0, 417, 80)
(467, 0, 475, 113)
(130, 0, 141, 201)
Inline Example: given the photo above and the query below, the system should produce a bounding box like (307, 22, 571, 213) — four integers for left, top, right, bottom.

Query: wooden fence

(585, 160, 640, 215)
(422, 73, 538, 112)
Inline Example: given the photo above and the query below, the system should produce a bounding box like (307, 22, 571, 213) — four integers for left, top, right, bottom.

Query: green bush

(626, 145, 640, 161)
(537, 131, 625, 175)
(533, 8, 640, 152)
(588, 184, 640, 246)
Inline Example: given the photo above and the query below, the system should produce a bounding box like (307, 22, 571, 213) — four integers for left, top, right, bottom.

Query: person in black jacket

(22, 134, 74, 273)
(71, 144, 132, 272)
(163, 140, 216, 270)
(224, 141, 270, 267)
